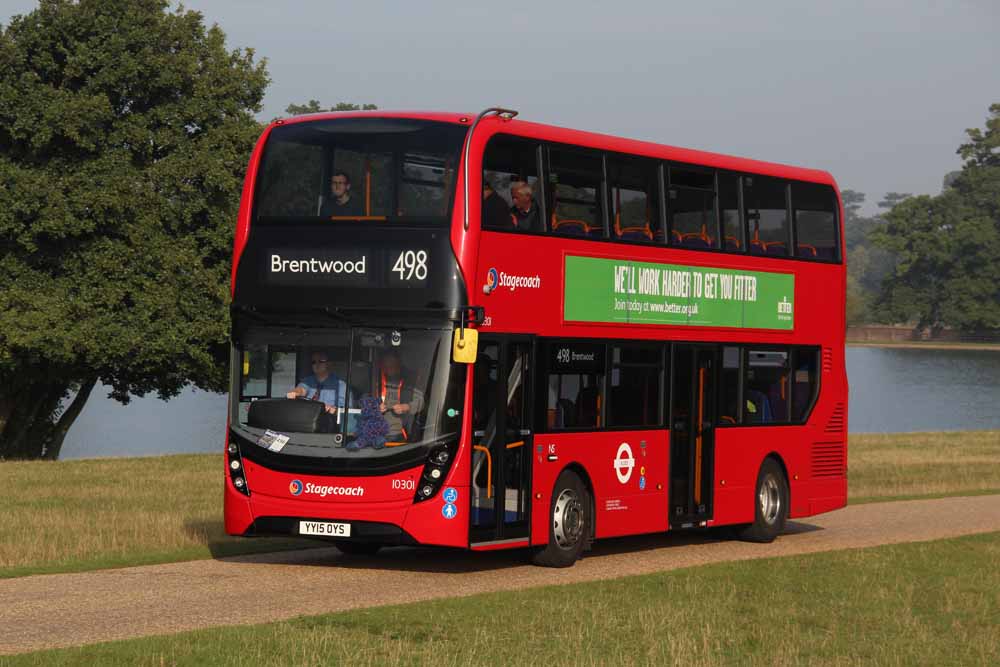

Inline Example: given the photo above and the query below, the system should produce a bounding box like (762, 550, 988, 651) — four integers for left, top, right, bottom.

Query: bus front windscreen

(235, 327, 465, 458)
(253, 118, 468, 224)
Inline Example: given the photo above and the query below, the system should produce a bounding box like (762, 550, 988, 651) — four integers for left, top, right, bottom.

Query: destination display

(563, 255, 794, 330)
(263, 247, 430, 288)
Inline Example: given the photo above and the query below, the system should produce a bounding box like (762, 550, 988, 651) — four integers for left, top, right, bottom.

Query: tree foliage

(284, 100, 377, 116)
(872, 104, 1000, 333)
(841, 190, 898, 325)
(0, 0, 269, 459)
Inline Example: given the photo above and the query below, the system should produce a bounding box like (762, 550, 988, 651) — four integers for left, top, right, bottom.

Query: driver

(286, 351, 347, 415)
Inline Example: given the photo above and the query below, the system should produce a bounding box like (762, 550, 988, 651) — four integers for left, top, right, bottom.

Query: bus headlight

(414, 445, 457, 503)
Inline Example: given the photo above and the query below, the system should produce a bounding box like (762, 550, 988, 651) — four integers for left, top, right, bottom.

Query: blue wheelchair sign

(443, 487, 458, 504)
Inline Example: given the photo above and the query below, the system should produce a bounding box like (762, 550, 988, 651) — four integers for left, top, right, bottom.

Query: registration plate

(299, 521, 351, 537)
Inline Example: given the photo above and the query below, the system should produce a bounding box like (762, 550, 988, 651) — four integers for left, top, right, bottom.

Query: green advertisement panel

(564, 255, 794, 330)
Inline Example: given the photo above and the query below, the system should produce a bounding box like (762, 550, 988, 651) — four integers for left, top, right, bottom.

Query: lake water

(59, 347, 1000, 460)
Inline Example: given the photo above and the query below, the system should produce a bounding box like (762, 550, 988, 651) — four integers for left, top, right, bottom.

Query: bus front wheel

(532, 470, 590, 568)
(736, 458, 788, 543)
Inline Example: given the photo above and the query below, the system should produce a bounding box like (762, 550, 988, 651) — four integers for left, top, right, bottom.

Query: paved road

(2, 494, 999, 656)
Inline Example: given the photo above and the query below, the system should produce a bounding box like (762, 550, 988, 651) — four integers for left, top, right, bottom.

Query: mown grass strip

(1, 431, 997, 579)
(7, 532, 1000, 666)
(848, 430, 1000, 502)
(0, 455, 318, 579)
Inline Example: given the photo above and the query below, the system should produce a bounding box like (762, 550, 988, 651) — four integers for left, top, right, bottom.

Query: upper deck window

(547, 147, 605, 238)
(254, 118, 467, 224)
(608, 156, 661, 243)
(744, 176, 790, 256)
(483, 135, 542, 232)
(792, 182, 840, 261)
(668, 166, 719, 249)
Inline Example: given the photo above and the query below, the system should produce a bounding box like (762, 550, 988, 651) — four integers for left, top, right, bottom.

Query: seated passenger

(483, 180, 514, 229)
(509, 180, 541, 231)
(321, 171, 364, 217)
(378, 349, 425, 441)
(286, 352, 347, 415)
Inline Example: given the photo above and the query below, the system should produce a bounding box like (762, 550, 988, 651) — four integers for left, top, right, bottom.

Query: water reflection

(59, 347, 1000, 459)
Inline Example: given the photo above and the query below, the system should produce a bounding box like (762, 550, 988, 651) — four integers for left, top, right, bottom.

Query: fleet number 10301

(392, 478, 415, 490)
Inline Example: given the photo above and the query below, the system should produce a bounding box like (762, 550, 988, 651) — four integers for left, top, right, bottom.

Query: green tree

(873, 104, 1000, 333)
(841, 189, 896, 323)
(878, 192, 912, 210)
(0, 0, 268, 459)
(284, 101, 377, 116)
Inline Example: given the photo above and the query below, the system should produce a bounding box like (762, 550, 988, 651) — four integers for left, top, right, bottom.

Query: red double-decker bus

(225, 108, 847, 566)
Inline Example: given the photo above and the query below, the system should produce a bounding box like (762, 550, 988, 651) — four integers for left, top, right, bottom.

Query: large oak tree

(873, 104, 1000, 334)
(0, 0, 268, 459)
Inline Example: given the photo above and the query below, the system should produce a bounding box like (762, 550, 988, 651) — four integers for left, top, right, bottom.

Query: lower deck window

(744, 350, 790, 423)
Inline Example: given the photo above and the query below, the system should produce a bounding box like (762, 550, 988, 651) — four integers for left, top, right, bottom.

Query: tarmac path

(1, 494, 998, 656)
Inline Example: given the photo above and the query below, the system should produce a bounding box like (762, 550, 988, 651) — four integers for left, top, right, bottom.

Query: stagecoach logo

(288, 481, 366, 498)
(614, 442, 635, 484)
(483, 266, 541, 295)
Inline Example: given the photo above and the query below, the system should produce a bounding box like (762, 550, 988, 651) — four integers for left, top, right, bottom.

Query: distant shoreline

(847, 341, 1000, 351)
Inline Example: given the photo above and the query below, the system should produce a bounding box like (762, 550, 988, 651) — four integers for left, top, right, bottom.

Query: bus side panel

(710, 428, 756, 526)
(401, 487, 469, 547)
(712, 423, 847, 526)
(225, 460, 256, 535)
(712, 426, 815, 526)
(531, 430, 670, 545)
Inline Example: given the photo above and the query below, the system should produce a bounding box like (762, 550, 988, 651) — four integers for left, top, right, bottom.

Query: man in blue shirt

(286, 351, 347, 415)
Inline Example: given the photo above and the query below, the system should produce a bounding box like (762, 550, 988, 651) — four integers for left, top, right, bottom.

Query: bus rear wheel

(737, 458, 788, 543)
(532, 470, 590, 568)
(334, 540, 382, 556)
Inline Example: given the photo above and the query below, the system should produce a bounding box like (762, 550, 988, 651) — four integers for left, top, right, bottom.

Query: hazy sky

(3, 0, 998, 213)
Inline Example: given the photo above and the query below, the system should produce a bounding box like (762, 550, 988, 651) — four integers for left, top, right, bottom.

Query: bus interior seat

(556, 398, 576, 428)
(795, 243, 818, 258)
(767, 379, 788, 422)
(614, 212, 654, 242)
(551, 215, 594, 237)
(576, 386, 600, 428)
(765, 241, 787, 255)
(744, 389, 772, 423)
(724, 235, 741, 250)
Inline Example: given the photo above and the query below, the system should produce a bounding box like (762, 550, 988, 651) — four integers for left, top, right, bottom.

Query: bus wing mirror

(452, 327, 479, 364)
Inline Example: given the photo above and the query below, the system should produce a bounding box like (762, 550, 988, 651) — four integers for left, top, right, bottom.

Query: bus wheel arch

(532, 465, 592, 567)
(764, 452, 791, 514)
(736, 454, 789, 543)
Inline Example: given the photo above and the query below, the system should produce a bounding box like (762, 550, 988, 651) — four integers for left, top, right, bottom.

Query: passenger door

(670, 345, 716, 526)
(470, 337, 533, 545)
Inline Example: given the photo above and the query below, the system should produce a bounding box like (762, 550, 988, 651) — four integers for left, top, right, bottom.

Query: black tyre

(334, 540, 382, 556)
(736, 458, 789, 543)
(532, 470, 590, 568)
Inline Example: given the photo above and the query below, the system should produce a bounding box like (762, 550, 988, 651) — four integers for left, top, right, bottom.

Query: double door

(469, 336, 532, 545)
(670, 345, 716, 526)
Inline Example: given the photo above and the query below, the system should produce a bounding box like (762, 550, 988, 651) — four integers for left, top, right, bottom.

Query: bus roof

(270, 110, 838, 188)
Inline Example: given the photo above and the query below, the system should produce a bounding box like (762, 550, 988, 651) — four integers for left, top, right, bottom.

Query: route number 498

(392, 250, 428, 281)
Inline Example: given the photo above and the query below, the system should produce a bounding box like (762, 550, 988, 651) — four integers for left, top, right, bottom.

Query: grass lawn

(7, 531, 1000, 666)
(847, 341, 1000, 351)
(848, 430, 1000, 503)
(0, 455, 317, 579)
(1, 431, 998, 579)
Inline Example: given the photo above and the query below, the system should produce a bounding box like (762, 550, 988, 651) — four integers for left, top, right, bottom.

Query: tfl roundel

(289, 479, 304, 496)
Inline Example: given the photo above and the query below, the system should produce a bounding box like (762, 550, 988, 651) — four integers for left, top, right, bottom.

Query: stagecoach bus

(225, 108, 847, 567)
